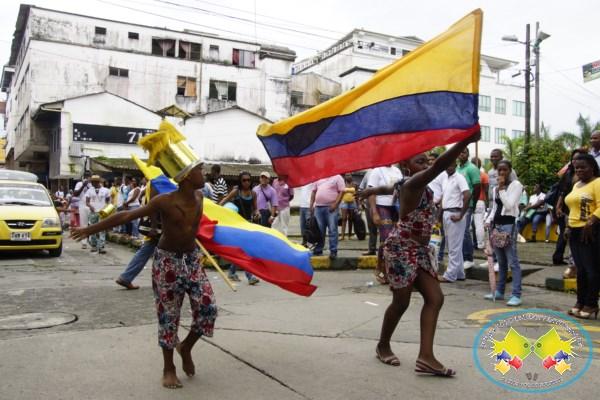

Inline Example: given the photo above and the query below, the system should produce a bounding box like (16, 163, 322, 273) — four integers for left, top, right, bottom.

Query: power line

(541, 55, 600, 101)
(148, 0, 340, 41)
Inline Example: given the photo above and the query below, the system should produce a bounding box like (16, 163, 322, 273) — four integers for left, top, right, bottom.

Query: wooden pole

(195, 239, 237, 292)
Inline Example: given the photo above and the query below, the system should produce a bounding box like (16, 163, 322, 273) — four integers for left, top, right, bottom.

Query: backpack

(303, 216, 322, 246)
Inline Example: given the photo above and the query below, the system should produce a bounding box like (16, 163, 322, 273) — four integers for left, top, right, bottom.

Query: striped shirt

(210, 176, 228, 202)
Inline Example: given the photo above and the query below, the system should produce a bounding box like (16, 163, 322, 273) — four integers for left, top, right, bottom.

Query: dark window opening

(390, 47, 396, 55)
(109, 67, 129, 77)
(151, 38, 176, 57)
(177, 76, 197, 97)
(209, 80, 236, 101)
(128, 32, 139, 40)
(232, 49, 255, 67)
(178, 41, 201, 61)
(95, 26, 107, 35)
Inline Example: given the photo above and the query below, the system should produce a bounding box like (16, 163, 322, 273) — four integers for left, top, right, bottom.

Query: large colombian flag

(257, 10, 482, 187)
(132, 156, 317, 297)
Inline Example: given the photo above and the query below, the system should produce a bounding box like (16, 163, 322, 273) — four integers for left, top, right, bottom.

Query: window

(128, 32, 139, 40)
(178, 41, 201, 61)
(232, 49, 255, 67)
(290, 91, 303, 106)
(495, 98, 506, 114)
(209, 80, 236, 101)
(390, 47, 396, 55)
(152, 38, 176, 57)
(495, 128, 506, 144)
(95, 26, 107, 35)
(176, 76, 197, 97)
(481, 125, 491, 142)
(513, 100, 525, 117)
(109, 67, 129, 77)
(401, 49, 410, 56)
(209, 45, 219, 59)
(479, 95, 491, 112)
(512, 129, 525, 139)
(319, 94, 332, 103)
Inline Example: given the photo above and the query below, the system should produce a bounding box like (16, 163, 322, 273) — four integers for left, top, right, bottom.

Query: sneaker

(329, 252, 337, 260)
(228, 274, 241, 282)
(81, 243, 88, 249)
(507, 296, 522, 307)
(248, 277, 260, 285)
(463, 261, 474, 270)
(98, 248, 106, 254)
(484, 291, 504, 301)
(90, 247, 98, 252)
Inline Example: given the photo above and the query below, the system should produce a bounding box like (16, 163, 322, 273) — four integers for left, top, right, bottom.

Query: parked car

(0, 170, 63, 257)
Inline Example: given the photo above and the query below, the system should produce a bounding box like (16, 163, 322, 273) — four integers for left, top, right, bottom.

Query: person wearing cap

(253, 171, 278, 227)
(71, 160, 217, 389)
(84, 175, 111, 253)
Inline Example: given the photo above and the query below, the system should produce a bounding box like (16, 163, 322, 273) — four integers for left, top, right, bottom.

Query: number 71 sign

(73, 123, 155, 145)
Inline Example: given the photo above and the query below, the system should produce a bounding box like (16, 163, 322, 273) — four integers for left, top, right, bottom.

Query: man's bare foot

(162, 368, 183, 389)
(176, 343, 196, 377)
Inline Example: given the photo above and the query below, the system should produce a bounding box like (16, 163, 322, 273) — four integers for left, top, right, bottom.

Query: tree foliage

(507, 137, 568, 190)
(556, 114, 600, 150)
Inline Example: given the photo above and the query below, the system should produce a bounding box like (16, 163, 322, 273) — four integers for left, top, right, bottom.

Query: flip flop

(376, 347, 401, 367)
(415, 359, 456, 377)
(115, 278, 139, 290)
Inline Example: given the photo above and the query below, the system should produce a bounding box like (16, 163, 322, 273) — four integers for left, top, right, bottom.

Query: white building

(293, 29, 530, 164)
(0, 5, 295, 181)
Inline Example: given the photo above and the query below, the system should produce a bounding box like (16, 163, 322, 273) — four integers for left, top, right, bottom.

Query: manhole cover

(0, 312, 77, 330)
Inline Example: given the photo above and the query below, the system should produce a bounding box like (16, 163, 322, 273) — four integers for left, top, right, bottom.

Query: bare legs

(162, 330, 201, 389)
(377, 270, 447, 370)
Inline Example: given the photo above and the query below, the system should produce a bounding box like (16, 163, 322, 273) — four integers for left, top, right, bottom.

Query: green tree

(510, 137, 568, 190)
(556, 114, 600, 150)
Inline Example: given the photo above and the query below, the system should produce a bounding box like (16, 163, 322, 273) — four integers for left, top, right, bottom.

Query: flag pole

(196, 239, 237, 292)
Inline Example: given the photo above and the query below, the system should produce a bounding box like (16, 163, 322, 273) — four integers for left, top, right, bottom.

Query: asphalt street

(0, 238, 598, 399)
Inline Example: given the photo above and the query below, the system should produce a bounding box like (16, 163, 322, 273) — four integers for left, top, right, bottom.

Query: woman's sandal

(376, 346, 401, 367)
(374, 271, 389, 285)
(415, 359, 456, 377)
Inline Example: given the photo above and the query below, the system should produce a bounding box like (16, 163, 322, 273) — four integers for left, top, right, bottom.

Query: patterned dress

(383, 180, 438, 289)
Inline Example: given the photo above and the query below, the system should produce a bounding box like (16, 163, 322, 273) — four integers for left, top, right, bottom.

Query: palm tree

(556, 114, 600, 150)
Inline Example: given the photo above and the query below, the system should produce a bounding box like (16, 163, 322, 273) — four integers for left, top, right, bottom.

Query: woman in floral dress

(361, 131, 480, 377)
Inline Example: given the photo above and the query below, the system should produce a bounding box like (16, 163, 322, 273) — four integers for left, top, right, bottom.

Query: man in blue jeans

(310, 175, 345, 259)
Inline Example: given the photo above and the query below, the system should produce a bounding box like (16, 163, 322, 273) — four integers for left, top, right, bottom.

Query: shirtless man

(71, 161, 217, 389)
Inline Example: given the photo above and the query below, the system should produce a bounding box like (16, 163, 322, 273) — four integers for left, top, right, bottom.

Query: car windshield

(0, 183, 53, 206)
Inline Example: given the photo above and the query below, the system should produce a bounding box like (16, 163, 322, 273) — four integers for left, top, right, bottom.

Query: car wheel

(48, 243, 63, 257)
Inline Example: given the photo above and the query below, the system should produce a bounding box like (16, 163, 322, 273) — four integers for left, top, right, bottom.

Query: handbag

(490, 228, 511, 249)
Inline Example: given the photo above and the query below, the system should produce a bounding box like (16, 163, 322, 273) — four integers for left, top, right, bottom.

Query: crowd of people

(65, 128, 600, 388)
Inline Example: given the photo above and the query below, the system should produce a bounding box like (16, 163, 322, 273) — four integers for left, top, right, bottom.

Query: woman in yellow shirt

(565, 153, 600, 319)
(340, 173, 359, 240)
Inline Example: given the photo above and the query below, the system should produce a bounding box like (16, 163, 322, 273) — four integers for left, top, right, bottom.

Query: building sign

(582, 59, 600, 83)
(73, 123, 155, 145)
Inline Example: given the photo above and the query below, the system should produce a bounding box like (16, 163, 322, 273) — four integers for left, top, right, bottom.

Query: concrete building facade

(293, 29, 529, 163)
(1, 5, 295, 180)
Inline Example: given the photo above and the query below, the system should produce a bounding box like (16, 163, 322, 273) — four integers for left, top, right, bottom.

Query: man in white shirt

(73, 171, 93, 248)
(85, 175, 111, 253)
(439, 164, 471, 283)
(298, 183, 313, 247)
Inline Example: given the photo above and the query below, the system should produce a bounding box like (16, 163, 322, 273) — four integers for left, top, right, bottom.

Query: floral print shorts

(152, 248, 217, 349)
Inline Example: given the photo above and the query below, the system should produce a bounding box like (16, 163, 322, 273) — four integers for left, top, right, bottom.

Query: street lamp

(503, 25, 532, 145)
(533, 25, 550, 138)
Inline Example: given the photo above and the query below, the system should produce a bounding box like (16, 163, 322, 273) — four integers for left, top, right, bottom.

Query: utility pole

(534, 22, 540, 139)
(524, 24, 531, 147)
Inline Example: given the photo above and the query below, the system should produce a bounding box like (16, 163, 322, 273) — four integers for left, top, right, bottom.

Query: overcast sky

(1, 0, 599, 136)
